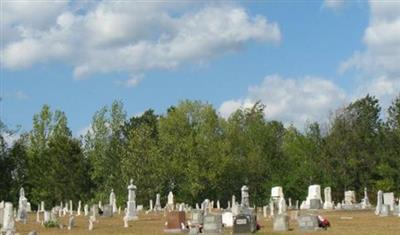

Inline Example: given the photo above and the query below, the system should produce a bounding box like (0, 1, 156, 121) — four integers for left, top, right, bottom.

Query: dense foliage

(1, 94, 400, 208)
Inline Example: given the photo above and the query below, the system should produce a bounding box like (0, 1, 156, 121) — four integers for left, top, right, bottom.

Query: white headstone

(361, 187, 371, 209)
(167, 191, 174, 207)
(77, 201, 82, 216)
(126, 179, 138, 220)
(1, 202, 15, 233)
(304, 185, 322, 209)
(271, 186, 284, 199)
(110, 189, 117, 213)
(241, 185, 250, 208)
(344, 191, 356, 205)
(154, 193, 162, 211)
(323, 187, 333, 209)
(383, 192, 395, 211)
(84, 204, 89, 216)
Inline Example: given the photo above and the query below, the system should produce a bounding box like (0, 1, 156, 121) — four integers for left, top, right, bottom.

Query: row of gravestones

(375, 190, 400, 217)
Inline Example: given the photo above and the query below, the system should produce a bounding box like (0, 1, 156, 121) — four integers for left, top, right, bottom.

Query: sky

(1, 0, 400, 139)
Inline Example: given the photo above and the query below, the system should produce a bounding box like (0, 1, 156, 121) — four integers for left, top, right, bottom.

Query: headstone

(222, 211, 233, 227)
(288, 198, 292, 209)
(233, 213, 257, 234)
(84, 204, 89, 216)
(88, 216, 95, 230)
(295, 200, 299, 210)
(262, 206, 267, 218)
(68, 215, 75, 230)
(123, 215, 129, 228)
(167, 191, 174, 208)
(298, 214, 319, 231)
(91, 205, 99, 220)
(1, 202, 15, 234)
(110, 189, 117, 213)
(305, 185, 322, 209)
(361, 187, 371, 209)
(278, 197, 287, 215)
(103, 204, 113, 217)
(126, 179, 138, 220)
(344, 191, 356, 205)
(149, 199, 153, 211)
(375, 190, 383, 215)
(310, 199, 321, 210)
(273, 214, 289, 231)
(27, 231, 37, 235)
(232, 195, 236, 206)
(190, 209, 204, 225)
(383, 192, 395, 211)
(77, 201, 82, 216)
(241, 185, 250, 208)
(380, 204, 390, 216)
(323, 187, 333, 209)
(216, 200, 220, 210)
(17, 187, 28, 223)
(271, 186, 284, 199)
(40, 201, 45, 212)
(154, 193, 162, 211)
(269, 199, 275, 217)
(36, 210, 41, 223)
(43, 211, 51, 223)
(164, 211, 187, 233)
(69, 200, 73, 215)
(203, 213, 223, 234)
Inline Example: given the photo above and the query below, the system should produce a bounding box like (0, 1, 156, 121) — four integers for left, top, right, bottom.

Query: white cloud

(339, 1, 400, 111)
(115, 74, 144, 88)
(1, 2, 281, 81)
(323, 0, 345, 10)
(219, 75, 347, 128)
(340, 1, 400, 77)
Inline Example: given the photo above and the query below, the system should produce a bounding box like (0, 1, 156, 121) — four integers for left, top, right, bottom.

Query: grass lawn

(14, 209, 400, 235)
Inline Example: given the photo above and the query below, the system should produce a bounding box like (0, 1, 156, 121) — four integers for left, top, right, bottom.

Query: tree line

(1, 94, 400, 209)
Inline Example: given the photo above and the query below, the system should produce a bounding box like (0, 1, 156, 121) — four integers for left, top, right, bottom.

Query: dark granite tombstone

(203, 213, 223, 234)
(233, 213, 257, 234)
(164, 211, 188, 233)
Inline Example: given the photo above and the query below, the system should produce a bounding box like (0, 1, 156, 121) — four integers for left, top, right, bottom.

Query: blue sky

(1, 0, 400, 137)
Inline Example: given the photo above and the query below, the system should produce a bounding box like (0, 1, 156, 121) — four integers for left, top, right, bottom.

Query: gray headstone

(298, 214, 319, 231)
(190, 209, 204, 225)
(380, 204, 390, 217)
(309, 199, 321, 209)
(273, 214, 289, 232)
(102, 204, 113, 217)
(203, 213, 223, 234)
(27, 231, 38, 235)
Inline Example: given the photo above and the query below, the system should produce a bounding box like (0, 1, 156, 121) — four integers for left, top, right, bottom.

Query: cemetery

(2, 184, 400, 235)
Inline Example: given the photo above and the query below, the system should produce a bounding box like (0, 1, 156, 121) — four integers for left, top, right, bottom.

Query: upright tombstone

(361, 187, 371, 209)
(1, 202, 15, 234)
(233, 213, 257, 234)
(278, 197, 287, 215)
(383, 192, 395, 211)
(40, 201, 45, 212)
(69, 200, 73, 215)
(241, 185, 250, 208)
(164, 211, 187, 233)
(0, 201, 4, 227)
(203, 213, 223, 234)
(190, 209, 204, 226)
(84, 204, 89, 216)
(109, 189, 117, 213)
(17, 187, 28, 223)
(149, 199, 153, 211)
(154, 193, 162, 211)
(77, 201, 82, 216)
(323, 187, 333, 209)
(288, 198, 292, 209)
(344, 191, 356, 205)
(298, 214, 319, 231)
(375, 190, 383, 215)
(273, 214, 289, 232)
(167, 191, 174, 209)
(305, 185, 322, 209)
(380, 204, 390, 217)
(222, 211, 233, 227)
(103, 204, 113, 217)
(126, 179, 138, 220)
